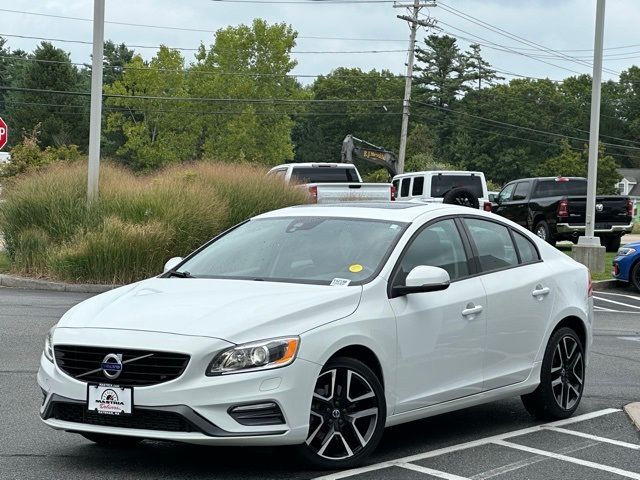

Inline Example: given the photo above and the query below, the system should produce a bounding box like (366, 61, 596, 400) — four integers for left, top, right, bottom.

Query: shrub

(0, 161, 308, 284)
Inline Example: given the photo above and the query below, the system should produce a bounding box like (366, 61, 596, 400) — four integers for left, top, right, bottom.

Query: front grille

(54, 345, 190, 386)
(51, 402, 197, 432)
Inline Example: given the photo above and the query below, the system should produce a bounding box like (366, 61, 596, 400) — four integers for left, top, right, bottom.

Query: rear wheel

(297, 357, 386, 469)
(80, 432, 143, 447)
(602, 235, 622, 253)
(521, 327, 585, 420)
(534, 220, 554, 246)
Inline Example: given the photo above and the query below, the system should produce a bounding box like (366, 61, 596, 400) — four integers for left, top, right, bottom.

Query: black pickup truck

(493, 177, 634, 251)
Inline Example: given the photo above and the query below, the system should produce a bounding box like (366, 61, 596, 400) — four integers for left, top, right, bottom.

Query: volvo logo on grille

(101, 353, 123, 380)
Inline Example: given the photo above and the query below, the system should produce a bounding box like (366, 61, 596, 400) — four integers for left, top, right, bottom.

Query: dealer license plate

(87, 384, 133, 415)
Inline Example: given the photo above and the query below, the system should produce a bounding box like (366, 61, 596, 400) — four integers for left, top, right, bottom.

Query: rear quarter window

(513, 231, 540, 264)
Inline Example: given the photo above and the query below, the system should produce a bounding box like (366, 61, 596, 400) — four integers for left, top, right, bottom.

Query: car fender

(533, 305, 591, 365)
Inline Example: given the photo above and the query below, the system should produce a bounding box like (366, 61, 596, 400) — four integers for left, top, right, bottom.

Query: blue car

(612, 241, 640, 291)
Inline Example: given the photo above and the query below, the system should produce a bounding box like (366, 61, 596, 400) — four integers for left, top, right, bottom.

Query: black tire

(521, 327, 585, 420)
(631, 261, 640, 293)
(533, 220, 554, 246)
(442, 187, 480, 209)
(296, 357, 386, 470)
(602, 235, 622, 253)
(80, 432, 143, 447)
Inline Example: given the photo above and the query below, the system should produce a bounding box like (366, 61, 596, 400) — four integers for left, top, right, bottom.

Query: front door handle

(532, 286, 551, 297)
(462, 304, 483, 317)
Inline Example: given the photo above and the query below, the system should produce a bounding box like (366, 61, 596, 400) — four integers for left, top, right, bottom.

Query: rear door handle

(532, 286, 551, 297)
(462, 304, 483, 317)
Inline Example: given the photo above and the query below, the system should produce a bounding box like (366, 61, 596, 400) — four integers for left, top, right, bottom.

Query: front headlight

(44, 328, 54, 363)
(206, 337, 299, 376)
(616, 247, 636, 256)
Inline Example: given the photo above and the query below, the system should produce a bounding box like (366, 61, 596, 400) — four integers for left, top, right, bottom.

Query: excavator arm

(341, 134, 398, 177)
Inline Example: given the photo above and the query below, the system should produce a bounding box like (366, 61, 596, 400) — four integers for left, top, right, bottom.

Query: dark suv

(493, 177, 634, 252)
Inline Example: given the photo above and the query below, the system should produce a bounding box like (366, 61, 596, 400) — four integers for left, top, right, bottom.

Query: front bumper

(556, 222, 634, 235)
(38, 328, 321, 446)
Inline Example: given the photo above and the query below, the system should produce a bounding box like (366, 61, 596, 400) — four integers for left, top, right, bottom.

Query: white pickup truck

(393, 170, 492, 210)
(268, 163, 394, 203)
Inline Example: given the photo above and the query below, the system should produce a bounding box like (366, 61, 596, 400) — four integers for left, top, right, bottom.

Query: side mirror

(163, 257, 183, 273)
(392, 266, 450, 297)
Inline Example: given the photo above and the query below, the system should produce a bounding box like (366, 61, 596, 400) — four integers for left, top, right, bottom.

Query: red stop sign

(0, 117, 7, 150)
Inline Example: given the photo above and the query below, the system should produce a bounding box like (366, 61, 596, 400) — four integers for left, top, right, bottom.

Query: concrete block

(624, 402, 640, 431)
(572, 243, 606, 273)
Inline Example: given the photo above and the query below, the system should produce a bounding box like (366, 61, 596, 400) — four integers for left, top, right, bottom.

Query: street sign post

(0, 117, 8, 150)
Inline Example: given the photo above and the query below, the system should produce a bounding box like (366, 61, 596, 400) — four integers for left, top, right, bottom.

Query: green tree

(4, 42, 88, 149)
(102, 41, 135, 86)
(464, 44, 503, 90)
(293, 68, 403, 163)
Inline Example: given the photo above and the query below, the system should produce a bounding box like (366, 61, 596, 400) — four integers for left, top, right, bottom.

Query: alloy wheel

(550, 335, 584, 410)
(306, 368, 380, 460)
(536, 226, 547, 240)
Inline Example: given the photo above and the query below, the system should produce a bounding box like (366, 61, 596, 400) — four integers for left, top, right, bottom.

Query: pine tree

(464, 44, 503, 90)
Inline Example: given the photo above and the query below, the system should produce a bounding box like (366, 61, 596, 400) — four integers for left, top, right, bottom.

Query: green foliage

(405, 153, 455, 172)
(0, 127, 82, 177)
(293, 68, 404, 163)
(0, 161, 309, 283)
(4, 42, 89, 149)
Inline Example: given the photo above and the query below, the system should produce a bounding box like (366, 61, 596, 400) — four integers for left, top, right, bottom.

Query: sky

(1, 0, 640, 85)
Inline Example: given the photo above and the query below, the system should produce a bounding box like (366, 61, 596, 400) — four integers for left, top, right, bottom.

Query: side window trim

(511, 229, 542, 265)
(387, 215, 476, 298)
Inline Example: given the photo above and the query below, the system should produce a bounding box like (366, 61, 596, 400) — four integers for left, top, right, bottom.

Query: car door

(389, 218, 487, 413)
(508, 181, 531, 228)
(462, 217, 555, 390)
(494, 182, 516, 220)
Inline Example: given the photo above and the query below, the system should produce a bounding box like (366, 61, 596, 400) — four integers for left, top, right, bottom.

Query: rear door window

(464, 218, 519, 272)
(290, 167, 358, 183)
(400, 178, 411, 198)
(431, 175, 483, 198)
(512, 182, 531, 201)
(412, 176, 425, 196)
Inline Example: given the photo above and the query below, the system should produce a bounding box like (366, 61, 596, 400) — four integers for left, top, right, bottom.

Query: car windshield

(176, 217, 408, 285)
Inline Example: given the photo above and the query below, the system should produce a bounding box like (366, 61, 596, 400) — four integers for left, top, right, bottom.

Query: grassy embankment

(0, 161, 309, 284)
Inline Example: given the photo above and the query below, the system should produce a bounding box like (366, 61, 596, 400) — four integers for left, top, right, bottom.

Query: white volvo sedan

(38, 203, 592, 469)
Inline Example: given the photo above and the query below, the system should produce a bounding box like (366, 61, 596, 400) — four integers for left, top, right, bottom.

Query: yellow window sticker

(349, 264, 364, 273)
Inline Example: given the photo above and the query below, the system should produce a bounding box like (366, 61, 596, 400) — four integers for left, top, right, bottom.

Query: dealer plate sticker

(88, 384, 132, 415)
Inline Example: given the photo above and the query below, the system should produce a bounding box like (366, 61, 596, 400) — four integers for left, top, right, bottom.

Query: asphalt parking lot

(1, 287, 639, 480)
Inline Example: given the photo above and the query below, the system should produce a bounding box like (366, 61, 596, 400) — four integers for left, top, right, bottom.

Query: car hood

(58, 277, 363, 344)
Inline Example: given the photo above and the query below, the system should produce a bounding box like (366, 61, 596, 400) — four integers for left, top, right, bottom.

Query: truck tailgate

(312, 183, 392, 203)
(566, 196, 631, 226)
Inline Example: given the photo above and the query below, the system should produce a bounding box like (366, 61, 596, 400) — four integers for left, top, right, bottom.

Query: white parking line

(398, 463, 472, 479)
(543, 426, 640, 450)
(594, 297, 640, 310)
(594, 306, 618, 312)
(492, 440, 640, 480)
(313, 408, 620, 480)
(595, 291, 640, 301)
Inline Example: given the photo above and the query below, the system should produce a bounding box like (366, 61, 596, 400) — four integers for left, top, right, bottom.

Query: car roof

(254, 202, 476, 222)
(504, 176, 587, 184)
(393, 170, 484, 179)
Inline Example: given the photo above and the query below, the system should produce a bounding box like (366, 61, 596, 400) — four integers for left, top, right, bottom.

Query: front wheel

(297, 357, 386, 469)
(630, 261, 640, 293)
(521, 327, 585, 420)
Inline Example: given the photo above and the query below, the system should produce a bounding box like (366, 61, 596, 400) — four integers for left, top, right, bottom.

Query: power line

(0, 8, 405, 42)
(436, 2, 621, 76)
(0, 32, 408, 54)
(0, 85, 402, 104)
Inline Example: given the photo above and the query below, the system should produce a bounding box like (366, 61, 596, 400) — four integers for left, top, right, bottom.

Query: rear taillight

(390, 185, 397, 201)
(626, 198, 634, 217)
(308, 185, 318, 203)
(483, 201, 493, 212)
(587, 274, 593, 297)
(557, 198, 569, 219)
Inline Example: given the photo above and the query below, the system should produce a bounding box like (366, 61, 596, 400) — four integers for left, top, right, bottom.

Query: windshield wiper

(167, 270, 194, 278)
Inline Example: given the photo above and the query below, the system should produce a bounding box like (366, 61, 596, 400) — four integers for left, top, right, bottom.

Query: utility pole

(87, 0, 105, 203)
(573, 0, 606, 272)
(395, 1, 436, 175)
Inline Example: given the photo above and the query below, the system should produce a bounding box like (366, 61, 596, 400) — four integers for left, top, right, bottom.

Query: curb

(623, 402, 640, 431)
(0, 274, 119, 294)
